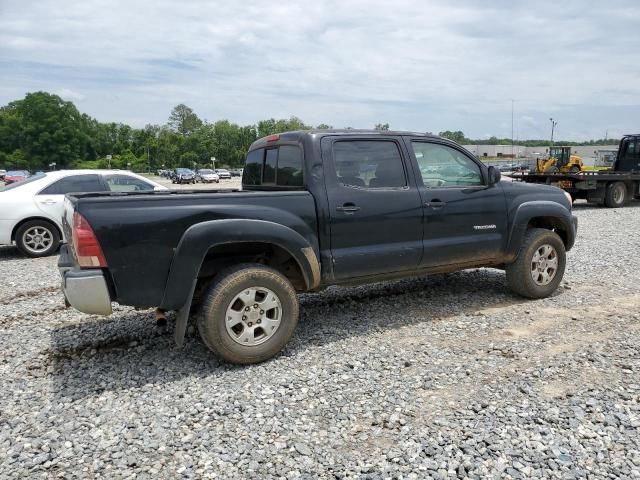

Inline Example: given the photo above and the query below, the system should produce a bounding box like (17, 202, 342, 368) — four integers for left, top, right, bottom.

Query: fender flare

(506, 201, 576, 260)
(159, 219, 320, 311)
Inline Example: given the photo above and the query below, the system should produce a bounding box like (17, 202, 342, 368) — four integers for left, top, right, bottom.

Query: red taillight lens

(265, 134, 280, 142)
(72, 212, 107, 268)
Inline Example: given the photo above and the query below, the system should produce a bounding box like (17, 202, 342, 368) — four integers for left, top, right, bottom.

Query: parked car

(196, 169, 220, 183)
(3, 170, 30, 185)
(0, 170, 6, 180)
(172, 168, 196, 184)
(215, 168, 231, 179)
(0, 170, 166, 257)
(58, 130, 577, 365)
(230, 169, 243, 177)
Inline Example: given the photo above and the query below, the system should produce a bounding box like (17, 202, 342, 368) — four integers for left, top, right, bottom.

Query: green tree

(438, 130, 467, 143)
(316, 123, 333, 129)
(0, 92, 91, 169)
(374, 123, 390, 131)
(168, 104, 203, 136)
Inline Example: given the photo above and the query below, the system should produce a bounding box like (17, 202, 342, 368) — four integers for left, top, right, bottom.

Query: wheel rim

(530, 244, 558, 286)
(22, 226, 53, 254)
(225, 286, 282, 346)
(613, 185, 624, 204)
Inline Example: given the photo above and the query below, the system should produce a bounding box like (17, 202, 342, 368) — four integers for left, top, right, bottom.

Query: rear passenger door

(322, 136, 423, 280)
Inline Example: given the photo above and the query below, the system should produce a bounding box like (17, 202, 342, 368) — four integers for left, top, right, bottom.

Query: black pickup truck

(59, 130, 577, 364)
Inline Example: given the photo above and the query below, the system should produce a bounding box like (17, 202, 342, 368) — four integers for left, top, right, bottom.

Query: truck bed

(64, 189, 318, 307)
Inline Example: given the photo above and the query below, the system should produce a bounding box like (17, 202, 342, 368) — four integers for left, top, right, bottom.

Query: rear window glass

(243, 149, 264, 185)
(277, 146, 303, 186)
(243, 145, 303, 187)
(263, 149, 278, 184)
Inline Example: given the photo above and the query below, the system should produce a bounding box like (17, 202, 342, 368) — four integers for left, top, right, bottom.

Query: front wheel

(197, 264, 299, 364)
(569, 165, 581, 173)
(15, 220, 61, 258)
(506, 228, 566, 299)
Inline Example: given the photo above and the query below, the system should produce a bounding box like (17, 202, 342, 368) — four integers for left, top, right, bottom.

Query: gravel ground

(0, 201, 639, 479)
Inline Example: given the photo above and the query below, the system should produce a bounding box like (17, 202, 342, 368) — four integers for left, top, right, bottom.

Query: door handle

(336, 203, 361, 213)
(39, 199, 57, 205)
(424, 200, 447, 209)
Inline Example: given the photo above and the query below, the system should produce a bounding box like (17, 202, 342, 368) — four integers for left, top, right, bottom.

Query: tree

(438, 130, 466, 143)
(374, 123, 390, 131)
(316, 123, 333, 130)
(0, 92, 91, 169)
(168, 104, 202, 136)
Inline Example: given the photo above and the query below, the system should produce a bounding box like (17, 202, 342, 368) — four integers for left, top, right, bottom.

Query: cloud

(1, 0, 639, 140)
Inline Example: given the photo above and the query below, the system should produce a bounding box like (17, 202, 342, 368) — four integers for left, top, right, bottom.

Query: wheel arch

(11, 216, 63, 243)
(506, 201, 575, 261)
(159, 219, 320, 311)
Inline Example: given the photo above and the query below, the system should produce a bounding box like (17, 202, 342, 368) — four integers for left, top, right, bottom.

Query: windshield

(0, 173, 45, 191)
(176, 168, 193, 174)
(198, 169, 214, 174)
(217, 169, 229, 172)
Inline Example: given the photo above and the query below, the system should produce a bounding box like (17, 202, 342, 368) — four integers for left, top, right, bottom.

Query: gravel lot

(0, 200, 639, 479)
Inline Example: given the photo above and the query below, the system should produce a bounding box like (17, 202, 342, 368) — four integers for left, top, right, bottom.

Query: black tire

(547, 166, 559, 173)
(197, 264, 299, 364)
(604, 181, 626, 208)
(505, 228, 566, 299)
(15, 219, 61, 258)
(569, 165, 580, 173)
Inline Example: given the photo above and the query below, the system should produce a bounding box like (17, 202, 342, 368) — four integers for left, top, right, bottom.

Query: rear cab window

(242, 145, 303, 189)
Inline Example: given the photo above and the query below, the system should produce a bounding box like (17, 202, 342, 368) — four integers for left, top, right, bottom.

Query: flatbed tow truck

(511, 134, 640, 208)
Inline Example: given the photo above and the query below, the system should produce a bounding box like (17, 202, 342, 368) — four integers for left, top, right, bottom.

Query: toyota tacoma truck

(58, 130, 578, 364)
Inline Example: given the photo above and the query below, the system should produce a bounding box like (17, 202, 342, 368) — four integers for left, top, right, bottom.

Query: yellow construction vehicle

(536, 146, 584, 173)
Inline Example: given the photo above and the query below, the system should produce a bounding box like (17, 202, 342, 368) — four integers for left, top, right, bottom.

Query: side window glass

(333, 140, 406, 188)
(40, 175, 104, 195)
(105, 175, 154, 192)
(411, 142, 482, 187)
(277, 146, 303, 186)
(243, 149, 264, 185)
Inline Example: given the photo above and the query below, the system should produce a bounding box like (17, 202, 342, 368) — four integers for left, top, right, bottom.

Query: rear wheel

(604, 181, 626, 208)
(197, 264, 299, 364)
(569, 165, 581, 173)
(547, 166, 559, 173)
(15, 220, 60, 258)
(506, 228, 566, 299)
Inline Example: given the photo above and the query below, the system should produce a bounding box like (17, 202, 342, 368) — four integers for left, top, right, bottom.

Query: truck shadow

(0, 245, 25, 260)
(48, 269, 531, 400)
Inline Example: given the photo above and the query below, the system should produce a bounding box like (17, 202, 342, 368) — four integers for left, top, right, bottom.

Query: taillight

(265, 134, 280, 142)
(72, 212, 108, 268)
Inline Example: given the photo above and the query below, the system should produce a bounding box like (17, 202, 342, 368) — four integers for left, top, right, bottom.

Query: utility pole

(511, 100, 514, 159)
(549, 118, 557, 145)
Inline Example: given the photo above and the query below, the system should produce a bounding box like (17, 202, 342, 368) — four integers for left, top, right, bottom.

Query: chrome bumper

(59, 246, 112, 315)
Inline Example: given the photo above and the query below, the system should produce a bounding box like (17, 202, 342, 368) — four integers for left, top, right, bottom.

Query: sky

(1, 0, 639, 141)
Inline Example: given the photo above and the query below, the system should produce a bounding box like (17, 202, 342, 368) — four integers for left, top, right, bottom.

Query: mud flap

(174, 280, 197, 348)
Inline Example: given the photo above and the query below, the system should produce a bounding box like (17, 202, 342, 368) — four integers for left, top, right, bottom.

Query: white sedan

(0, 170, 166, 257)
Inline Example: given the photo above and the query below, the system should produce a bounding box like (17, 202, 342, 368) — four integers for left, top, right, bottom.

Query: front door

(407, 140, 507, 267)
(322, 137, 424, 280)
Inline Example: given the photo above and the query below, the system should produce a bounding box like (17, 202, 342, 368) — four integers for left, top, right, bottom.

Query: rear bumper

(58, 245, 112, 315)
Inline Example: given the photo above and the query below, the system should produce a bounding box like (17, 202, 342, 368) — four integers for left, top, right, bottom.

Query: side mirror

(488, 166, 501, 185)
